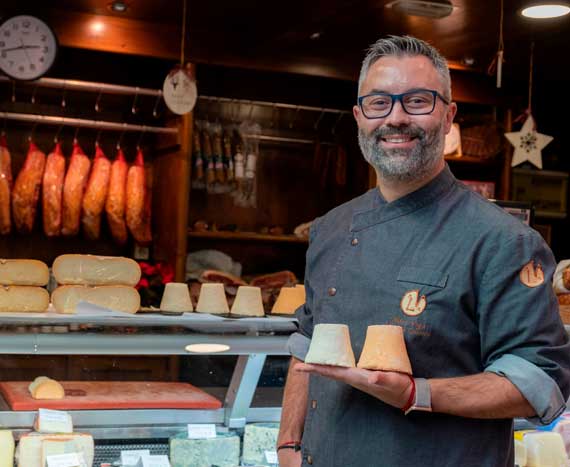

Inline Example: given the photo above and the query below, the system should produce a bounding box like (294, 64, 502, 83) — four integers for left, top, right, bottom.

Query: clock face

(0, 15, 58, 81)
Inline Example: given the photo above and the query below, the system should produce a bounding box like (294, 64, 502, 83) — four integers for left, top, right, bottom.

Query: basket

(461, 124, 503, 159)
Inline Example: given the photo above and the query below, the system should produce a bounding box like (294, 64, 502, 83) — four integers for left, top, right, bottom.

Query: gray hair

(358, 35, 452, 101)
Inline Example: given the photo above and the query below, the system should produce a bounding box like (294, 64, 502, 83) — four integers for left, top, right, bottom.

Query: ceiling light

(90, 21, 105, 33)
(109, 1, 129, 13)
(185, 343, 230, 354)
(521, 4, 570, 18)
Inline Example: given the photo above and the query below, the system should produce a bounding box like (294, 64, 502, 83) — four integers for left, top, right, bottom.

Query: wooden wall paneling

(67, 356, 177, 381)
(0, 355, 67, 381)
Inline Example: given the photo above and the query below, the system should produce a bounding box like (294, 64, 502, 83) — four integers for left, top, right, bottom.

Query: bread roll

(0, 286, 49, 312)
(53, 254, 141, 286)
(52, 285, 140, 314)
(0, 259, 49, 286)
(28, 376, 65, 399)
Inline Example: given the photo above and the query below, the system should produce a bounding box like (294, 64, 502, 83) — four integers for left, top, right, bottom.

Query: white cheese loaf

(29, 376, 65, 400)
(52, 285, 140, 314)
(0, 259, 49, 286)
(0, 286, 49, 312)
(15, 432, 94, 467)
(53, 254, 141, 286)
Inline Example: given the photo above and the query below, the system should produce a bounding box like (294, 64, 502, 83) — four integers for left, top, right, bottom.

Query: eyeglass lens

(362, 91, 435, 118)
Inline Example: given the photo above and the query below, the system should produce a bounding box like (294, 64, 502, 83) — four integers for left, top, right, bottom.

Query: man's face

(353, 55, 457, 183)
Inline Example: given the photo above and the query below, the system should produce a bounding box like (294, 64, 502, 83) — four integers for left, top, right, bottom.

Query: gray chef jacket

(289, 165, 570, 467)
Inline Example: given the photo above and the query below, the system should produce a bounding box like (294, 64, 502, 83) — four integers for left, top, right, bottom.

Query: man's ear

(444, 102, 458, 134)
(353, 104, 361, 122)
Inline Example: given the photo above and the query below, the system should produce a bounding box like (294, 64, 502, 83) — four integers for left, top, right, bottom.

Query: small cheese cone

(357, 325, 412, 375)
(271, 285, 305, 314)
(160, 282, 193, 313)
(230, 286, 264, 317)
(305, 323, 355, 367)
(196, 283, 229, 315)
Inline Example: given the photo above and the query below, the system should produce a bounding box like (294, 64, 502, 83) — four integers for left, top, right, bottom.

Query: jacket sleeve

(478, 229, 570, 425)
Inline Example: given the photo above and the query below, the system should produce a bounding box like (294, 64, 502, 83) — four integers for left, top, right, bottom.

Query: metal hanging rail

(198, 95, 351, 115)
(0, 76, 161, 97)
(0, 112, 177, 135)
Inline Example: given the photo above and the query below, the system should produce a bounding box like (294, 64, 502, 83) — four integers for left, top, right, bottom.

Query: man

(277, 35, 570, 467)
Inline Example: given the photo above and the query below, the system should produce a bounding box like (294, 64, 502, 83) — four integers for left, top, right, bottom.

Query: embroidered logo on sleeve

(401, 289, 427, 316)
(519, 260, 544, 288)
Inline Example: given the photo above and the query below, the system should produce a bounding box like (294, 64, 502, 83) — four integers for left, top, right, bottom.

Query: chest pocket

(397, 266, 448, 289)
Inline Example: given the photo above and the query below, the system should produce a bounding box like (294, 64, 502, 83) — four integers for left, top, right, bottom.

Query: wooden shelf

(445, 155, 498, 165)
(188, 230, 309, 244)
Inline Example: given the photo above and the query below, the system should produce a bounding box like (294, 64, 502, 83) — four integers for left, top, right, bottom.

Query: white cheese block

(0, 259, 49, 286)
(15, 432, 94, 467)
(230, 286, 264, 317)
(524, 431, 567, 467)
(169, 431, 239, 467)
(160, 282, 193, 313)
(52, 254, 141, 286)
(242, 423, 280, 466)
(34, 409, 73, 434)
(195, 283, 229, 315)
(29, 376, 65, 400)
(51, 285, 140, 314)
(0, 430, 15, 467)
(0, 286, 49, 313)
(304, 323, 356, 367)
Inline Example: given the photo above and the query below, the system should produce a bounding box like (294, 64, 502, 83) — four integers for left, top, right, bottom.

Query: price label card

(38, 408, 69, 423)
(46, 453, 85, 467)
(121, 450, 150, 466)
(187, 423, 217, 439)
(265, 450, 279, 464)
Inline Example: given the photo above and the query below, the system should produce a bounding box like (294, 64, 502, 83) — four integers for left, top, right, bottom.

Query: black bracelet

(277, 443, 302, 452)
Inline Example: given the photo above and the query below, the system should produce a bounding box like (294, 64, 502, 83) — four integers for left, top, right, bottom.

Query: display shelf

(188, 230, 308, 244)
(444, 154, 498, 165)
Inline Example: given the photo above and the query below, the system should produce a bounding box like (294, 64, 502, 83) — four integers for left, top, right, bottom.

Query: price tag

(187, 423, 217, 439)
(39, 408, 69, 423)
(265, 450, 279, 464)
(135, 455, 171, 467)
(46, 453, 85, 467)
(121, 450, 150, 466)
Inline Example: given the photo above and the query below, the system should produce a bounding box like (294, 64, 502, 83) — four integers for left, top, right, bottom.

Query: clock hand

(1, 45, 41, 53)
(20, 38, 33, 66)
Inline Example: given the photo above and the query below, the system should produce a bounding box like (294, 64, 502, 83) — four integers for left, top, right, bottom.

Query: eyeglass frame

(357, 89, 451, 119)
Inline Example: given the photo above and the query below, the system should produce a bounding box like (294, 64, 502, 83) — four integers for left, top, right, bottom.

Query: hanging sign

(163, 64, 197, 115)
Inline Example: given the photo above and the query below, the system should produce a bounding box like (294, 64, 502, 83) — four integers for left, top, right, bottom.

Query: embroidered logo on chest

(400, 289, 427, 316)
(519, 260, 544, 288)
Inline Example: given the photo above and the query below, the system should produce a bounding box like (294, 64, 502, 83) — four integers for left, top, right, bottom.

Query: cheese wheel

(0, 286, 49, 312)
(53, 254, 141, 286)
(0, 259, 49, 286)
(51, 285, 140, 314)
(29, 376, 65, 400)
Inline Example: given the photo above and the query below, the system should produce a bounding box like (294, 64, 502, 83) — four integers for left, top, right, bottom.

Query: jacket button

(311, 399, 317, 409)
(351, 238, 359, 246)
(328, 287, 337, 296)
(307, 455, 313, 464)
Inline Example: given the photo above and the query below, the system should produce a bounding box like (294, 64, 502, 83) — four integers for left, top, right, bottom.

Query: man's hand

(295, 363, 413, 409)
(277, 448, 302, 467)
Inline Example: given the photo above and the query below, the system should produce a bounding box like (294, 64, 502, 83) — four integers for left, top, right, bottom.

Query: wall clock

(0, 15, 58, 81)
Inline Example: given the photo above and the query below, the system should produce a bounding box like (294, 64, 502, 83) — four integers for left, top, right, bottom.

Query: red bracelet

(400, 375, 416, 413)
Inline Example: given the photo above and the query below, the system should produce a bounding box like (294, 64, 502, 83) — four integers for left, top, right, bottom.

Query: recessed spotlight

(109, 1, 129, 13)
(185, 343, 230, 354)
(521, 3, 570, 18)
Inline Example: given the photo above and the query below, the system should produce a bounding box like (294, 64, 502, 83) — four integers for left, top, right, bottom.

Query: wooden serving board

(0, 381, 222, 411)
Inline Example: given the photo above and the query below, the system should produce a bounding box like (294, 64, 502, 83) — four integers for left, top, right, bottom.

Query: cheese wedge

(305, 324, 356, 367)
(29, 376, 65, 400)
(52, 285, 140, 314)
(0, 430, 15, 467)
(0, 259, 49, 286)
(15, 432, 94, 467)
(53, 254, 141, 286)
(34, 408, 73, 434)
(0, 286, 49, 312)
(230, 286, 265, 317)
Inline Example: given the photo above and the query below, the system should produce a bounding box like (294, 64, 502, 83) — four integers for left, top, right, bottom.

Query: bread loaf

(53, 254, 141, 286)
(0, 259, 49, 286)
(29, 376, 65, 400)
(52, 285, 140, 314)
(0, 286, 49, 312)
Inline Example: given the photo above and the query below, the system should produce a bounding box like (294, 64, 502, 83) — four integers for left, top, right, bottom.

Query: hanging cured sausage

(82, 145, 111, 240)
(42, 142, 66, 237)
(126, 147, 151, 245)
(105, 148, 128, 245)
(62, 142, 91, 236)
(12, 141, 46, 234)
(0, 136, 12, 235)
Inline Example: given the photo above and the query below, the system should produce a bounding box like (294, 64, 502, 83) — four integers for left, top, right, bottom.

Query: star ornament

(505, 115, 553, 169)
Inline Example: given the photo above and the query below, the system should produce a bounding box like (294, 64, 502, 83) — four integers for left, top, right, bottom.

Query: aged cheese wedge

(53, 254, 141, 286)
(271, 285, 305, 314)
(195, 283, 229, 315)
(15, 432, 94, 467)
(29, 376, 65, 400)
(0, 259, 49, 286)
(305, 323, 356, 367)
(52, 285, 140, 314)
(0, 430, 15, 467)
(230, 286, 264, 317)
(357, 325, 413, 375)
(0, 286, 49, 312)
(34, 408, 73, 434)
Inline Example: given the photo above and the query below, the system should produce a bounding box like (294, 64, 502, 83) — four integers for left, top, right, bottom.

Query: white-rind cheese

(53, 254, 141, 286)
(169, 432, 240, 467)
(15, 432, 94, 467)
(51, 285, 140, 314)
(0, 259, 49, 286)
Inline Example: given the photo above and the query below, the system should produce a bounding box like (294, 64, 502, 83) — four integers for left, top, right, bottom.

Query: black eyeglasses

(357, 89, 450, 119)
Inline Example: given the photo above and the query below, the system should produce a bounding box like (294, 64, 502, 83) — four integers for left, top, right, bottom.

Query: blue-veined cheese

(169, 431, 239, 467)
(242, 423, 280, 466)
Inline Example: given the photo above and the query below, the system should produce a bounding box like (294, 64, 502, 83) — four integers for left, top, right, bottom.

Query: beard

(358, 121, 446, 183)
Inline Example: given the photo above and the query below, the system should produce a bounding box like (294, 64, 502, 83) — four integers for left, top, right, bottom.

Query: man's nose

(383, 99, 412, 127)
